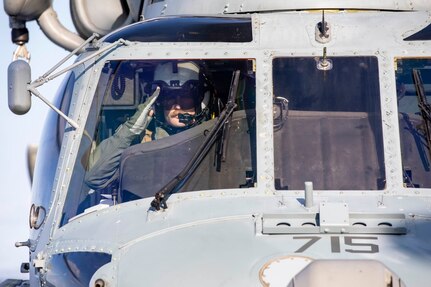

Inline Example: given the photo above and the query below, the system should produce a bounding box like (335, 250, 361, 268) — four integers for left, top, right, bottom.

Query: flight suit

(84, 92, 167, 190)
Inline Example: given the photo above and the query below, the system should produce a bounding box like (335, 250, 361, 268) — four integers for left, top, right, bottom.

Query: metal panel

(262, 211, 407, 234)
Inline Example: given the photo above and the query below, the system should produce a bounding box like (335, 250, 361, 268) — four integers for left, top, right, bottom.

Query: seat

(118, 110, 255, 202)
(274, 110, 385, 190)
(398, 112, 431, 187)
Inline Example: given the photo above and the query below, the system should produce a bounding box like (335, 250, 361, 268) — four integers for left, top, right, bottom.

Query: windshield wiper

(412, 69, 431, 160)
(215, 73, 240, 171)
(151, 70, 240, 211)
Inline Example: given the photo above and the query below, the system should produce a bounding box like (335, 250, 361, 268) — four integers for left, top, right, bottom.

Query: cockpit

(56, 54, 431, 225)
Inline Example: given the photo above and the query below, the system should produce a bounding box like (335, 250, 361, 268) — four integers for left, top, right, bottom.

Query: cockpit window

(273, 56, 385, 190)
(395, 58, 431, 188)
(31, 73, 75, 218)
(61, 59, 256, 224)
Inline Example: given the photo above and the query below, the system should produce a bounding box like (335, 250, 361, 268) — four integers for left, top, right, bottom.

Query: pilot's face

(163, 94, 196, 127)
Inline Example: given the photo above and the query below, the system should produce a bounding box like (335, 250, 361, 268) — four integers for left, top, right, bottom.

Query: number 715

(293, 236, 379, 253)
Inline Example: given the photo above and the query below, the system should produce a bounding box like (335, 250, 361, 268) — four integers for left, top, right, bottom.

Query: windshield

(396, 58, 431, 188)
(273, 56, 385, 190)
(61, 59, 256, 224)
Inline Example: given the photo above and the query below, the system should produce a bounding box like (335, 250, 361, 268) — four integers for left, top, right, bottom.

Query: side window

(396, 59, 431, 188)
(31, 73, 75, 232)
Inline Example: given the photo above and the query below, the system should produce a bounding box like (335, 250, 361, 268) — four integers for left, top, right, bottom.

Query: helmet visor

(151, 80, 199, 110)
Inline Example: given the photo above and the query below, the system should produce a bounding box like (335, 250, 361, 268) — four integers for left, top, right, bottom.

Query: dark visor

(150, 80, 199, 109)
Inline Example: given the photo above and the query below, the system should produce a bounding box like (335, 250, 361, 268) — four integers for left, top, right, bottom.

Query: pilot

(85, 61, 214, 190)
(149, 61, 212, 139)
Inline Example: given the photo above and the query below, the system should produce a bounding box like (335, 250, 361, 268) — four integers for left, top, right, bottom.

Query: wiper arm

(151, 70, 241, 211)
(214, 117, 232, 171)
(412, 69, 431, 160)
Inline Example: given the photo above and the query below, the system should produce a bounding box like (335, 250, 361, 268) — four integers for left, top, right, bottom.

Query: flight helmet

(149, 61, 211, 131)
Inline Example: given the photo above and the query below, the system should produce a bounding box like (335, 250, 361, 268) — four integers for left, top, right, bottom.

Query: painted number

(293, 236, 321, 253)
(342, 236, 379, 253)
(293, 236, 379, 254)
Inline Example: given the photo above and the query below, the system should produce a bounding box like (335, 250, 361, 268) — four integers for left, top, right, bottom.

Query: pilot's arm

(85, 88, 159, 189)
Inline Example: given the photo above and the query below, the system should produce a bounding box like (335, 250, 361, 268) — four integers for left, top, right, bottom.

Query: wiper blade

(412, 69, 431, 159)
(151, 70, 241, 210)
(215, 72, 241, 171)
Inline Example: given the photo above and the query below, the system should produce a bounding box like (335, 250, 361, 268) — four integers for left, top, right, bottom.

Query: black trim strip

(103, 16, 253, 43)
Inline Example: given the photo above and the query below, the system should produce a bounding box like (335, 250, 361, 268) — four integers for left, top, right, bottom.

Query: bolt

(95, 279, 105, 287)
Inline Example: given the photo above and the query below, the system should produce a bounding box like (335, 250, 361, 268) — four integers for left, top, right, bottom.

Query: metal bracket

(261, 206, 407, 235)
(33, 253, 46, 270)
(319, 202, 349, 233)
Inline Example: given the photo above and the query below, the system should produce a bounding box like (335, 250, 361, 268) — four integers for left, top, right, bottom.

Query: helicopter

(4, 0, 431, 286)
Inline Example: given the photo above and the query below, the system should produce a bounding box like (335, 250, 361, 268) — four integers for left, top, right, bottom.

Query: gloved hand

(124, 87, 160, 134)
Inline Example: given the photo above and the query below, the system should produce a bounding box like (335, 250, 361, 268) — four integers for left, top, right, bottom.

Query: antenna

(315, 10, 331, 44)
(319, 10, 329, 38)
